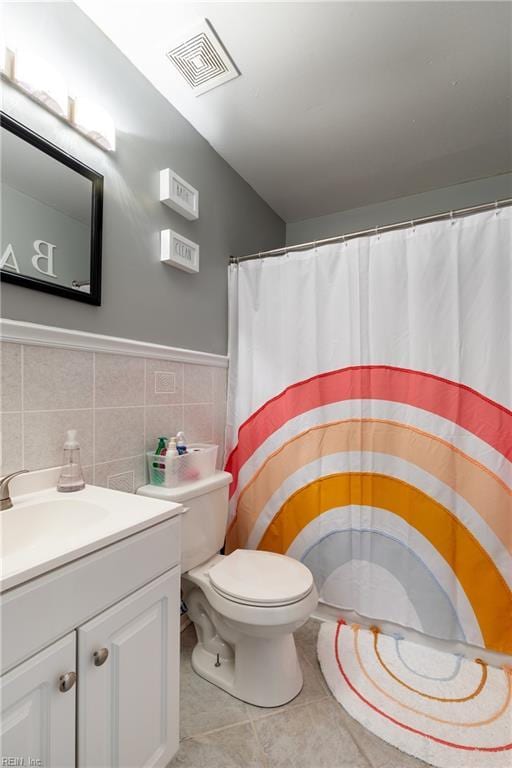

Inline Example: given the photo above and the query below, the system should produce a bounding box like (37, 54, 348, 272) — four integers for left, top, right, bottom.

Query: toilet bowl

(183, 550, 318, 706)
(137, 471, 318, 707)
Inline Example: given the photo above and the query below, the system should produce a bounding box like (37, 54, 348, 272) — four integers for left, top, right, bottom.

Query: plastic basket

(147, 443, 218, 487)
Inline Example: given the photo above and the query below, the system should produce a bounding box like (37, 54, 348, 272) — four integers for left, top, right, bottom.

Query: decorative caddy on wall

(160, 168, 200, 273)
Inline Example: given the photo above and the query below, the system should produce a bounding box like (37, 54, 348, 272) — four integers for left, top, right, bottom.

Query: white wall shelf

(161, 229, 200, 273)
(160, 168, 199, 220)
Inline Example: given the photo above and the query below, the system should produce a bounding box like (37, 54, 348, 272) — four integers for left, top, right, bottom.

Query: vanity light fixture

(11, 47, 69, 118)
(72, 97, 116, 152)
(1, 46, 116, 152)
(1, 45, 14, 80)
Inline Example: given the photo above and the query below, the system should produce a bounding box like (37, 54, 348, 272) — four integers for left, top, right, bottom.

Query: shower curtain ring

(450, 210, 455, 226)
(495, 200, 500, 216)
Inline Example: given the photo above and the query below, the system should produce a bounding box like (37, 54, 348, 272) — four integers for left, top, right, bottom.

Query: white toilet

(137, 471, 318, 707)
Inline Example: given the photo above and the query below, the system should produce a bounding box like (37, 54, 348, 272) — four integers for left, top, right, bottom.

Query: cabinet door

(0, 633, 76, 768)
(77, 567, 180, 768)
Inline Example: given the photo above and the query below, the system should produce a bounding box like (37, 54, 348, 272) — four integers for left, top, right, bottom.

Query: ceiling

(76, 1, 512, 223)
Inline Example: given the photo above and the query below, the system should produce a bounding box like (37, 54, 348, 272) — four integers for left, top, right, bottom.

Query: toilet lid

(208, 549, 314, 606)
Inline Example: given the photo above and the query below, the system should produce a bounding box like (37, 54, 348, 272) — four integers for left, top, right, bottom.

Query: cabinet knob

(59, 671, 76, 692)
(93, 647, 109, 666)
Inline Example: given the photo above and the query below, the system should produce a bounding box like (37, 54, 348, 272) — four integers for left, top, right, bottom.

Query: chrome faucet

(0, 470, 29, 511)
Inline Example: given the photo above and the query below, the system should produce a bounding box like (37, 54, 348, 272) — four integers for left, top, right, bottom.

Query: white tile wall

(0, 343, 228, 492)
(184, 363, 213, 404)
(94, 353, 145, 408)
(23, 346, 94, 411)
(145, 404, 184, 453)
(24, 409, 94, 469)
(145, 359, 183, 406)
(1, 343, 22, 412)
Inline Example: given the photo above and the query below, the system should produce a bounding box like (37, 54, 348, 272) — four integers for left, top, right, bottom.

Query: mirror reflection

(0, 114, 103, 304)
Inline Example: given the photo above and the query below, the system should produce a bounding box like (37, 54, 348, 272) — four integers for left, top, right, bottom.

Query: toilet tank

(137, 471, 232, 572)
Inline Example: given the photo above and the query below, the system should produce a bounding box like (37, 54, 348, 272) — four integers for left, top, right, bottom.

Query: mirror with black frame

(0, 112, 103, 305)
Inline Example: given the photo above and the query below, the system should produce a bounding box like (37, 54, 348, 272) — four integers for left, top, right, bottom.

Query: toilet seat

(208, 549, 314, 607)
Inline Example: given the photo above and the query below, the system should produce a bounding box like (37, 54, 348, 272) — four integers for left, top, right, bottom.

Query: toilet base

(182, 560, 317, 707)
(190, 630, 304, 707)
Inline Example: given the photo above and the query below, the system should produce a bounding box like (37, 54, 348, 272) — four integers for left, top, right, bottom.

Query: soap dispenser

(57, 429, 85, 492)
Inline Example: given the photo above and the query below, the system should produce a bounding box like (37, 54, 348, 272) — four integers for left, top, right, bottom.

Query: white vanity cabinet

(1, 514, 182, 768)
(0, 633, 76, 767)
(78, 569, 179, 768)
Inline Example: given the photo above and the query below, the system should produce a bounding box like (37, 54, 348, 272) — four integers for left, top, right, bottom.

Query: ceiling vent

(166, 19, 240, 96)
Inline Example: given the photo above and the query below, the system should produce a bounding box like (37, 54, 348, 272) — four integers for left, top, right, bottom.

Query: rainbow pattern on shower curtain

(225, 208, 512, 655)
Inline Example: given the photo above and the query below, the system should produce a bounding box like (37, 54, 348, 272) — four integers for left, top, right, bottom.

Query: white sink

(0, 468, 183, 592)
(2, 498, 109, 555)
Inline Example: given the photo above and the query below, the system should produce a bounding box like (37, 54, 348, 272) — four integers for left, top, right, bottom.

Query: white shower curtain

(225, 207, 512, 655)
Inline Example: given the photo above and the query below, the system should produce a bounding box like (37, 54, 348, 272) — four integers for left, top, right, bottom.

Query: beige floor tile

(295, 618, 323, 663)
(302, 620, 428, 767)
(337, 710, 430, 768)
(176, 618, 430, 768)
(253, 698, 370, 768)
(179, 626, 250, 739)
(170, 722, 266, 767)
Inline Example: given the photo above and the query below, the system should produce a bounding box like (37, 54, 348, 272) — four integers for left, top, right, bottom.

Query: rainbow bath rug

(317, 621, 512, 768)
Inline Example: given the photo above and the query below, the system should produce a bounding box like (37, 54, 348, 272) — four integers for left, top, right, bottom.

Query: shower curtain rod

(230, 197, 512, 264)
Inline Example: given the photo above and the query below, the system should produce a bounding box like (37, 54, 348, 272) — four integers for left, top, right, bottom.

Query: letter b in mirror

(32, 239, 58, 278)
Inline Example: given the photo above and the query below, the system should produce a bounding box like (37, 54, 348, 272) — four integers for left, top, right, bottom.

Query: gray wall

(0, 2, 285, 355)
(286, 173, 512, 245)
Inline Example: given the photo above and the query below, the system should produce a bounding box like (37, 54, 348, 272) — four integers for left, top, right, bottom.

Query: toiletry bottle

(164, 436, 178, 485)
(154, 436, 168, 472)
(57, 430, 85, 492)
(153, 436, 166, 463)
(176, 431, 188, 455)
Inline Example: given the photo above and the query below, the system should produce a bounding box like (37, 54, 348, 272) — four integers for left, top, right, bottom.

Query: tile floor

(170, 620, 429, 768)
